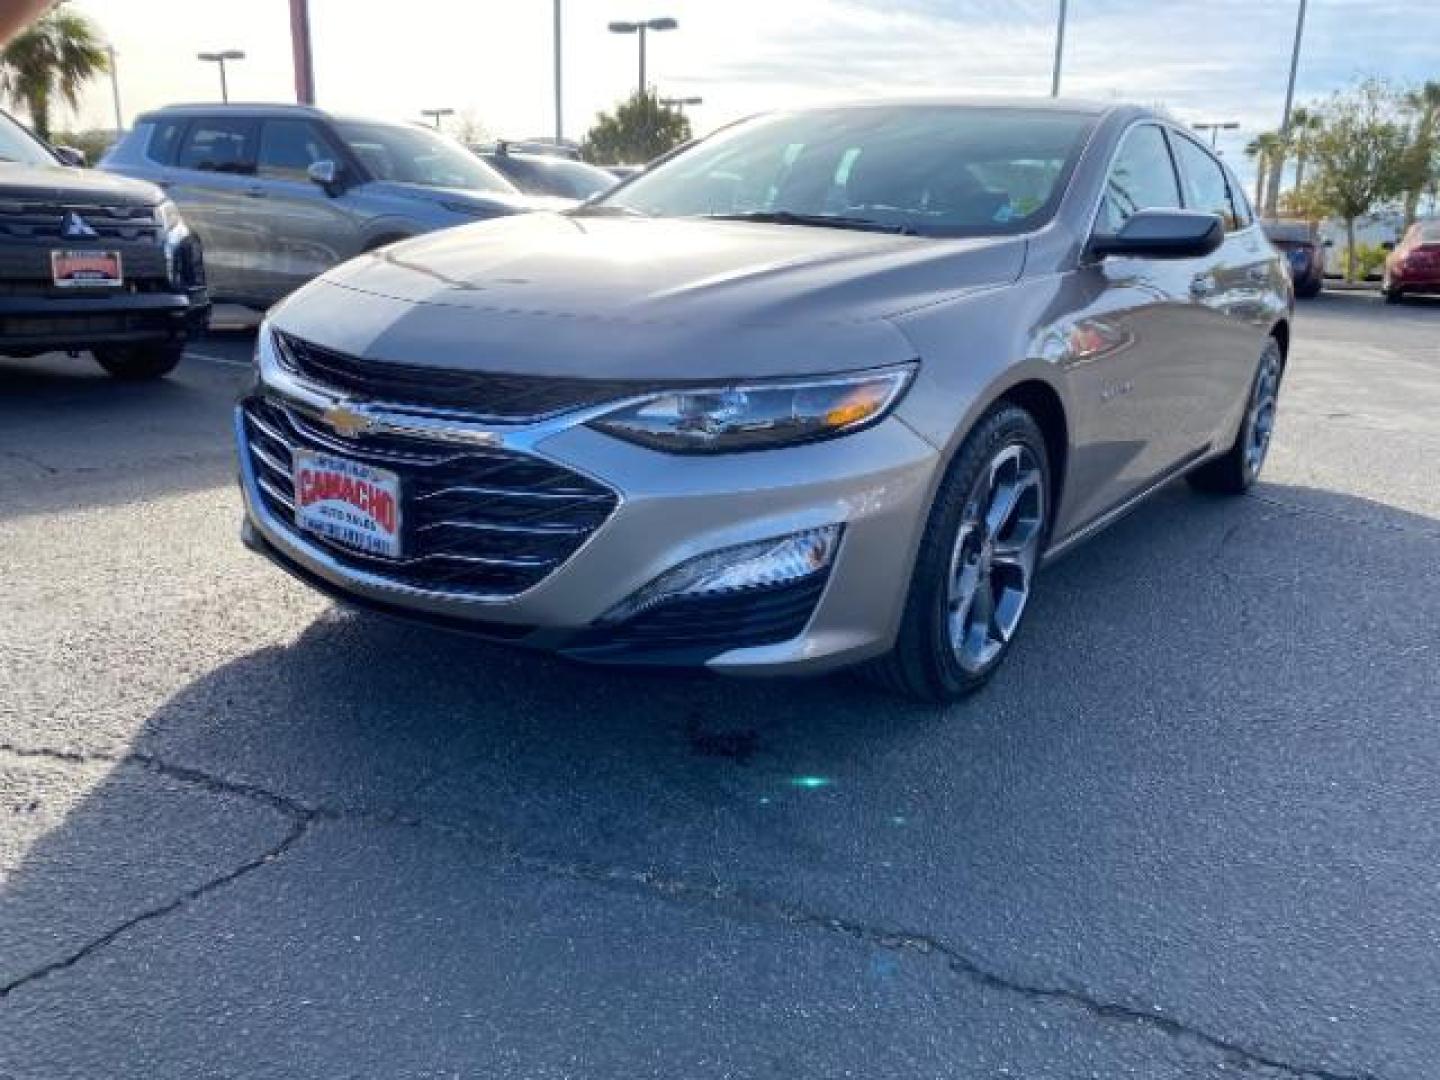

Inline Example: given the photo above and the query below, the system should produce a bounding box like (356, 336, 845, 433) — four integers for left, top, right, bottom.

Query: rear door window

(1171, 134, 1240, 231)
(1099, 123, 1182, 233)
(175, 117, 257, 174)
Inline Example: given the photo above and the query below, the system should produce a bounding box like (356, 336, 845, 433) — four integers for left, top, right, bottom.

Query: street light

(196, 50, 245, 104)
(1193, 121, 1240, 149)
(660, 95, 701, 111)
(421, 108, 454, 131)
(608, 16, 677, 99)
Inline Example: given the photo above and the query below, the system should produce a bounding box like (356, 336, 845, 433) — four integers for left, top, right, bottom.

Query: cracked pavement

(1, 292, 1437, 1079)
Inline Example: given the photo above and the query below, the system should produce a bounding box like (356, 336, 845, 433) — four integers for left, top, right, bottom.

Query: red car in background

(1383, 221, 1440, 303)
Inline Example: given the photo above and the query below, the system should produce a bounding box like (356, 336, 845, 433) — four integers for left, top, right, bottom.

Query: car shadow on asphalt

(4, 479, 1440, 1075)
(0, 342, 251, 521)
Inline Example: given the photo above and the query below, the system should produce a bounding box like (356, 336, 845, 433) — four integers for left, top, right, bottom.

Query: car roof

(133, 102, 415, 128)
(786, 96, 1143, 120)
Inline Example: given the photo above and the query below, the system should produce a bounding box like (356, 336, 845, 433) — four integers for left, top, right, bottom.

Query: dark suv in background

(103, 104, 570, 307)
(0, 109, 208, 380)
(1261, 219, 1325, 298)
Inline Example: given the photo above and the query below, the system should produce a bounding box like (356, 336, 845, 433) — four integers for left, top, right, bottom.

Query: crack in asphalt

(0, 741, 1385, 1080)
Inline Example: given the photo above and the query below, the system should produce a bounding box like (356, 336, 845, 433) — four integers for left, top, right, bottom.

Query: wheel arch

(994, 378, 1069, 521)
(1269, 318, 1290, 363)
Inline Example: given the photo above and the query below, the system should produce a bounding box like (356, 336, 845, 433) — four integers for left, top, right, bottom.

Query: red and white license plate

(51, 249, 123, 287)
(293, 450, 403, 558)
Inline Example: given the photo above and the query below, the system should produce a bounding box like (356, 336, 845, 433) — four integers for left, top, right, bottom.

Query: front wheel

(1187, 338, 1283, 495)
(94, 343, 184, 381)
(862, 404, 1050, 703)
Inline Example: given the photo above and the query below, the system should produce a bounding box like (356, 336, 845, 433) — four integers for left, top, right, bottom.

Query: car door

(1061, 122, 1203, 528)
(166, 116, 263, 303)
(250, 118, 365, 301)
(1169, 133, 1270, 450)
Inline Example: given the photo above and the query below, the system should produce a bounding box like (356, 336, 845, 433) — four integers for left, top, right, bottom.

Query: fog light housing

(601, 525, 841, 624)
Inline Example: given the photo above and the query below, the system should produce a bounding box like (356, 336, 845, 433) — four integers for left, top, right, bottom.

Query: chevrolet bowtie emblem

(322, 402, 376, 439)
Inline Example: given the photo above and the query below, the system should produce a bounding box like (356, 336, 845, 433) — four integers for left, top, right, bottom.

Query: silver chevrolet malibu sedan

(237, 99, 1292, 701)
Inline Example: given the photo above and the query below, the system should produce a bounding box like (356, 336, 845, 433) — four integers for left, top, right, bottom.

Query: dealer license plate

(51, 249, 123, 287)
(293, 450, 403, 559)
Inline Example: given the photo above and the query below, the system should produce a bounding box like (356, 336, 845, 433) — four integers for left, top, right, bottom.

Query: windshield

(596, 105, 1096, 237)
(335, 121, 515, 193)
(490, 155, 614, 199)
(0, 110, 57, 167)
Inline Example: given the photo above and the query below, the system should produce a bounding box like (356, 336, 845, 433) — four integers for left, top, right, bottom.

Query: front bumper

(237, 389, 940, 675)
(0, 286, 211, 352)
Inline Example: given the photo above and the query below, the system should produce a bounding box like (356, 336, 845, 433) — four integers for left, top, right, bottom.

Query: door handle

(244, 185, 267, 199)
(1190, 273, 1217, 299)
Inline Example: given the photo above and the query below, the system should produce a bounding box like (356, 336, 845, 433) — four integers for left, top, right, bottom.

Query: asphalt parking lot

(1, 291, 1438, 1079)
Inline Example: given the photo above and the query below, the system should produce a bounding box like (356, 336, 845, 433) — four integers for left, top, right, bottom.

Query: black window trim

(1083, 118, 1186, 258)
(1165, 126, 1252, 236)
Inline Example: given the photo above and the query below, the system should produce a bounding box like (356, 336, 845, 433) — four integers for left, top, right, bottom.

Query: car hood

(2, 162, 161, 206)
(362, 181, 575, 215)
(273, 213, 1026, 380)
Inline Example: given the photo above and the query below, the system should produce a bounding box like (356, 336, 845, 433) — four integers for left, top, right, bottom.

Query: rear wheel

(93, 343, 184, 381)
(862, 404, 1050, 702)
(1187, 338, 1282, 495)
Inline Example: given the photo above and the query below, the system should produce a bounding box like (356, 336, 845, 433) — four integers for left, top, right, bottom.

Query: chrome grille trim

(238, 395, 619, 601)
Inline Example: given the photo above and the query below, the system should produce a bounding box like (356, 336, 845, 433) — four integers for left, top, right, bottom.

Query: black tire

(93, 343, 184, 381)
(861, 403, 1051, 703)
(1187, 338, 1283, 495)
(1296, 277, 1322, 300)
(1382, 286, 1404, 304)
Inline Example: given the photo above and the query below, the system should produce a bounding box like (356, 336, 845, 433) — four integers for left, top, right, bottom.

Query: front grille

(0, 201, 160, 243)
(277, 333, 667, 422)
(241, 395, 618, 598)
(565, 573, 830, 661)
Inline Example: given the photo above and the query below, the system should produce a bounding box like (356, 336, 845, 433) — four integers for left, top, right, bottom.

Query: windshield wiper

(568, 203, 649, 218)
(702, 210, 917, 235)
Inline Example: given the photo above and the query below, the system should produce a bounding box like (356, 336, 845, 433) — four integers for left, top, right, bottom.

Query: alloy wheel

(945, 443, 1046, 674)
(1244, 349, 1282, 478)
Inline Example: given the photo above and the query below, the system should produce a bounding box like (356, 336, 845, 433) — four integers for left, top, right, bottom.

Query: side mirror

(1322, 238, 1335, 248)
(1090, 209, 1225, 260)
(1380, 240, 1396, 252)
(53, 145, 86, 167)
(307, 159, 340, 193)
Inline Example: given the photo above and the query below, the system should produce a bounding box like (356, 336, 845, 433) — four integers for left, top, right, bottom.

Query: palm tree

(1288, 106, 1321, 192)
(1245, 135, 1272, 209)
(1401, 80, 1440, 228)
(0, 4, 108, 142)
(1252, 132, 1285, 217)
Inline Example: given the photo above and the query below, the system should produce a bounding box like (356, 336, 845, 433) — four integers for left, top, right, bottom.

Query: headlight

(588, 364, 916, 454)
(156, 198, 188, 237)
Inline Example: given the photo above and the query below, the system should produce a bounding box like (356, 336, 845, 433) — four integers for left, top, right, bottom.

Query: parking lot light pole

(553, 0, 563, 142)
(1193, 120, 1240, 150)
(1050, 0, 1067, 97)
(421, 108, 455, 131)
(607, 17, 677, 99)
(197, 50, 245, 104)
(105, 44, 122, 132)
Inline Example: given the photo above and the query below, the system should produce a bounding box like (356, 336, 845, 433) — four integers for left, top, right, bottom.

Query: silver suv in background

(102, 104, 571, 307)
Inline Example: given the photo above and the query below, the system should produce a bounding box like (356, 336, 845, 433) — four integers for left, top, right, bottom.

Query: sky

(60, 0, 1440, 187)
